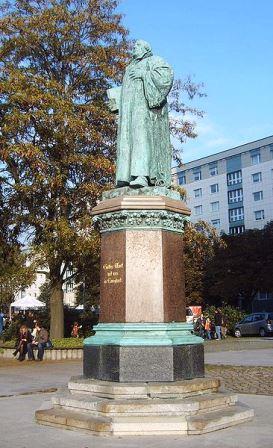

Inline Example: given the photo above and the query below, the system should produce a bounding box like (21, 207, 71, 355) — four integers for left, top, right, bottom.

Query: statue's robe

(116, 54, 174, 187)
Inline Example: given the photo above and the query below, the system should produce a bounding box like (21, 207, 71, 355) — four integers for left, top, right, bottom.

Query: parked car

(234, 312, 273, 337)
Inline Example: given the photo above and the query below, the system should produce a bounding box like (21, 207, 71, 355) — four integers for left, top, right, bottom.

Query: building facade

(173, 135, 273, 234)
(15, 266, 77, 307)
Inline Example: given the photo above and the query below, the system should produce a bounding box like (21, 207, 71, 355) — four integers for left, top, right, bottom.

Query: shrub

(0, 337, 85, 349)
(203, 305, 246, 335)
(51, 338, 84, 349)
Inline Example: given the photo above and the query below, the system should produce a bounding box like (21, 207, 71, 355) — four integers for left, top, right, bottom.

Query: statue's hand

(128, 66, 143, 80)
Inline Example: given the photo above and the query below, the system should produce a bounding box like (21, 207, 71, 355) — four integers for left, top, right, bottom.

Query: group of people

(195, 308, 227, 340)
(13, 316, 51, 362)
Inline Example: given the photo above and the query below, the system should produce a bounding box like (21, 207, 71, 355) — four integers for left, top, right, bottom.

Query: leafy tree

(204, 222, 273, 310)
(0, 246, 35, 308)
(0, 0, 129, 337)
(168, 76, 206, 164)
(183, 220, 225, 305)
(0, 185, 35, 308)
(74, 247, 100, 309)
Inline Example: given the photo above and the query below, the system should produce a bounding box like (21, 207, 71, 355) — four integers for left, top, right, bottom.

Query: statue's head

(132, 40, 153, 60)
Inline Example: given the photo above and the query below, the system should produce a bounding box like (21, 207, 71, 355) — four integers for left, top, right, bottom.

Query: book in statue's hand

(107, 86, 121, 113)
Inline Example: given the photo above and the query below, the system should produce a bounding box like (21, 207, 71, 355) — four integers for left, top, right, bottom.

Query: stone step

(68, 376, 220, 399)
(52, 391, 237, 416)
(187, 404, 254, 434)
(36, 402, 253, 436)
(35, 408, 111, 435)
(36, 407, 189, 435)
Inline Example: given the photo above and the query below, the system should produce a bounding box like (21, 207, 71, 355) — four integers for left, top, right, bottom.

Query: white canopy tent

(75, 304, 84, 310)
(10, 297, 45, 319)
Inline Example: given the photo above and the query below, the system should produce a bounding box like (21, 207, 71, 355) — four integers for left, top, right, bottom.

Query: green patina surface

(93, 210, 190, 233)
(84, 322, 203, 346)
(102, 186, 181, 201)
(107, 40, 174, 188)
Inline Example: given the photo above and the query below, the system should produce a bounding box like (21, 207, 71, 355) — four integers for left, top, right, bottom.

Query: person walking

(214, 308, 223, 340)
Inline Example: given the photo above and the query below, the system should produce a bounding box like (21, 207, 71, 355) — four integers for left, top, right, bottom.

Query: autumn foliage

(0, 0, 129, 337)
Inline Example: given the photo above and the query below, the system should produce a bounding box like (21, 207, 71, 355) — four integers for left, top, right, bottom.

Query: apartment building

(15, 265, 77, 307)
(173, 135, 273, 234)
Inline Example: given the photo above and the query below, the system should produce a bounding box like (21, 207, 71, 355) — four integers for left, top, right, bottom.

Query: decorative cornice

(93, 210, 190, 233)
(84, 322, 204, 346)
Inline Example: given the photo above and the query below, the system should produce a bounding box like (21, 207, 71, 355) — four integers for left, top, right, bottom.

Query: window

(211, 201, 219, 212)
(242, 315, 253, 323)
(194, 188, 202, 198)
(251, 153, 261, 165)
(210, 183, 219, 194)
(253, 191, 263, 201)
(257, 292, 273, 300)
(194, 205, 203, 216)
(229, 207, 244, 222)
(228, 188, 243, 203)
(229, 225, 245, 235)
(179, 175, 186, 185)
(209, 165, 218, 176)
(253, 314, 265, 322)
(65, 281, 74, 293)
(252, 172, 262, 183)
(254, 210, 264, 220)
(227, 170, 242, 186)
(193, 171, 202, 181)
(211, 219, 220, 229)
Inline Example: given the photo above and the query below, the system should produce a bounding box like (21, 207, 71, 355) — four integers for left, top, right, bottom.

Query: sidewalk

(0, 359, 82, 396)
(0, 392, 272, 448)
(1, 350, 273, 447)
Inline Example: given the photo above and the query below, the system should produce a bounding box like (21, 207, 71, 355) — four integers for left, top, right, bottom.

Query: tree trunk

(50, 279, 64, 339)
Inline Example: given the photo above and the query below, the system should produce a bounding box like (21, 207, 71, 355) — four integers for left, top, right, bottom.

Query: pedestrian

(221, 314, 228, 338)
(0, 310, 4, 335)
(13, 324, 33, 361)
(195, 313, 205, 338)
(214, 308, 223, 340)
(27, 321, 49, 361)
(204, 316, 212, 340)
(71, 321, 81, 338)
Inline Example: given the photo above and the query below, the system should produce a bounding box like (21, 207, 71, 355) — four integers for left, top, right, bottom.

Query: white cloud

(181, 115, 232, 162)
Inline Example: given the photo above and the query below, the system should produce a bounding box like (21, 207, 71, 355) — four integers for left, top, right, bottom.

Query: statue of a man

(108, 40, 174, 188)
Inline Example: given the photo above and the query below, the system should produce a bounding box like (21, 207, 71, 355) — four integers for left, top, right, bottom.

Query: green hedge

(51, 338, 84, 349)
(0, 337, 84, 349)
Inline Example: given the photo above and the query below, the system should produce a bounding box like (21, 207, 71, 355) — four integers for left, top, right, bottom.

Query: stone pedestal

(36, 377, 254, 435)
(36, 187, 254, 435)
(83, 187, 204, 382)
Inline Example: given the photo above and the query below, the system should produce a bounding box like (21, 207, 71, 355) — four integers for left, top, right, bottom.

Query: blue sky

(119, 0, 273, 162)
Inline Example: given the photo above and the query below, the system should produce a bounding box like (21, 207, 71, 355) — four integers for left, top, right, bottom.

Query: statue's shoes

(116, 181, 129, 187)
(129, 176, 148, 188)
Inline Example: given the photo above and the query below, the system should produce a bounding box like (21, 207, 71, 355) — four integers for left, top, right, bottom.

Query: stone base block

(36, 377, 254, 436)
(83, 344, 204, 382)
(68, 376, 220, 399)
